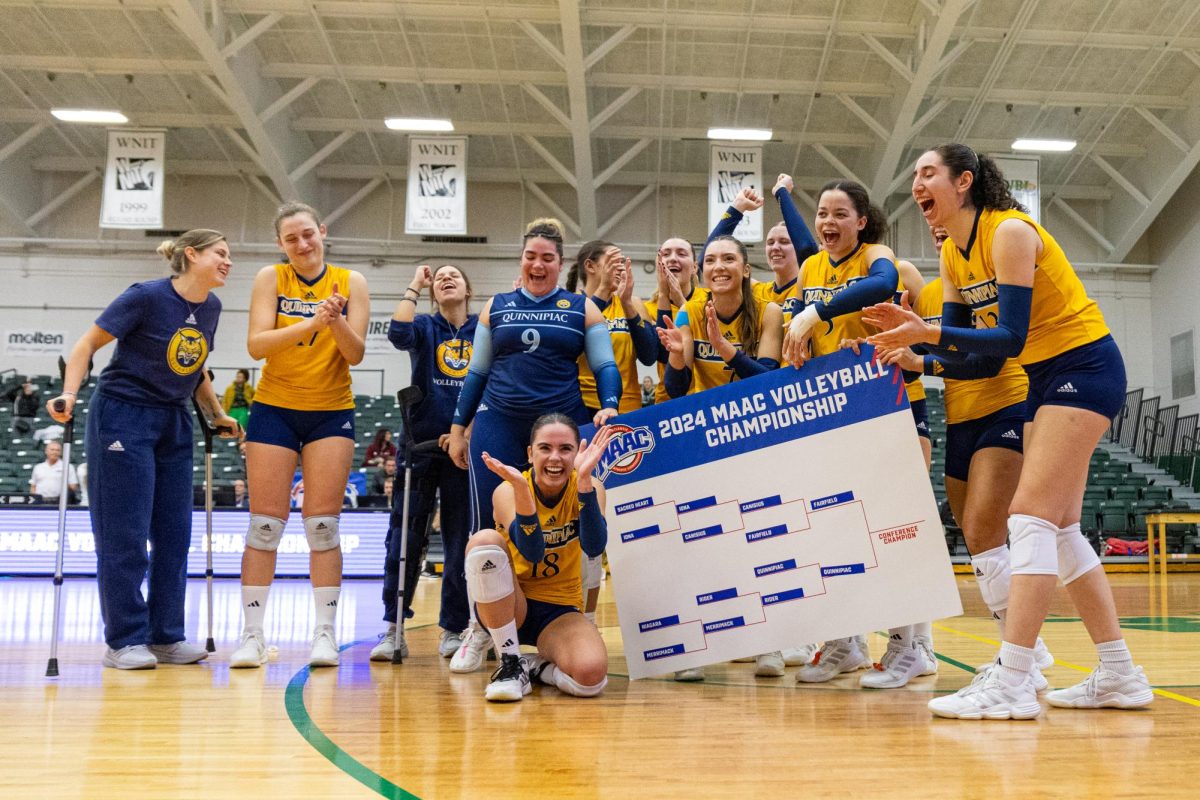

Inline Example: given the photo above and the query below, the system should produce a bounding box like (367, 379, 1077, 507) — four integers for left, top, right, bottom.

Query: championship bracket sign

(589, 347, 962, 679)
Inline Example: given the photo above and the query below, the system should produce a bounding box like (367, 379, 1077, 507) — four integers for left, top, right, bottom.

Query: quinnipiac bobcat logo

(167, 327, 208, 376)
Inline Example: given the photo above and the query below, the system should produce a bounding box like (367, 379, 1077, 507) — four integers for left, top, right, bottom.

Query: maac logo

(167, 327, 208, 376)
(436, 339, 473, 379)
(556, 298, 571, 309)
(596, 424, 655, 481)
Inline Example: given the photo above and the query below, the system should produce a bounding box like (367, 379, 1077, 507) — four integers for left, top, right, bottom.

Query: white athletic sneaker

(485, 653, 531, 702)
(782, 643, 818, 667)
(229, 631, 268, 669)
(449, 623, 494, 673)
(860, 637, 937, 689)
(731, 655, 756, 663)
(309, 625, 339, 668)
(1046, 665, 1154, 709)
(755, 651, 786, 677)
(673, 667, 705, 682)
(796, 636, 872, 683)
(369, 625, 408, 661)
(102, 644, 157, 670)
(928, 668, 1042, 720)
(148, 641, 208, 664)
(525, 654, 555, 686)
(438, 629, 463, 658)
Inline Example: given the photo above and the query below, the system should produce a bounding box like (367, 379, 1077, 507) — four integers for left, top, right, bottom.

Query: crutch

(46, 356, 90, 678)
(191, 398, 235, 654)
(391, 386, 442, 664)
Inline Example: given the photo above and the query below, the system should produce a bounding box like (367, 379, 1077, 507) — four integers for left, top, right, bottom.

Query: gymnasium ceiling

(2, 0, 1200, 262)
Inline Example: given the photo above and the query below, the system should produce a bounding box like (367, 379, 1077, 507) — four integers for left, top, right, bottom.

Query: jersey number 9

(521, 328, 541, 353)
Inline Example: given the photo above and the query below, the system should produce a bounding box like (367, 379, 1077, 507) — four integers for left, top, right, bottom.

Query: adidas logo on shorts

(1057, 382, 1078, 393)
(1002, 429, 1019, 440)
(107, 440, 125, 452)
(974, 567, 984, 577)
(482, 559, 496, 571)
(341, 421, 352, 429)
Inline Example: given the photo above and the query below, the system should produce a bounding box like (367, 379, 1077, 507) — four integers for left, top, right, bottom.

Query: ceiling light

(707, 127, 772, 141)
(1011, 138, 1076, 152)
(51, 108, 129, 124)
(385, 117, 454, 132)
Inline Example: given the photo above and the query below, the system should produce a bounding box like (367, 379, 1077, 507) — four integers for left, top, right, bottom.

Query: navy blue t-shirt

(388, 312, 478, 443)
(95, 278, 221, 407)
(484, 287, 588, 415)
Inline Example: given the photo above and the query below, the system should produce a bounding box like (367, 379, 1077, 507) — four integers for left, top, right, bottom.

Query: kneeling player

(462, 415, 612, 702)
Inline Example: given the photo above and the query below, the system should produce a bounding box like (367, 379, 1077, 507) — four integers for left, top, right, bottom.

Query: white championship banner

(100, 128, 165, 229)
(589, 347, 962, 679)
(405, 135, 468, 235)
(709, 143, 763, 242)
(992, 153, 1040, 224)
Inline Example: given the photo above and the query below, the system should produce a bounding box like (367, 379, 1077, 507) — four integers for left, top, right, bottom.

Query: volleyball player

(463, 417, 613, 702)
(445, 218, 620, 673)
(641, 237, 707, 406)
(865, 144, 1152, 718)
(369, 263, 477, 661)
(230, 202, 370, 669)
(48, 229, 238, 669)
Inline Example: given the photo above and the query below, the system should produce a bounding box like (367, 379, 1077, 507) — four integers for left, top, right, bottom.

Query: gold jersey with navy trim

(942, 208, 1109, 365)
(500, 469, 583, 607)
(676, 291, 773, 394)
(254, 263, 355, 411)
(914, 277, 1029, 425)
(644, 286, 710, 404)
(751, 277, 799, 325)
(579, 295, 641, 413)
(798, 244, 880, 358)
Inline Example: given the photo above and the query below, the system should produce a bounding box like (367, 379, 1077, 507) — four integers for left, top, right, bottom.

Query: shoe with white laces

(485, 653, 531, 702)
(148, 641, 208, 664)
(755, 651, 786, 677)
(309, 625, 339, 668)
(860, 636, 937, 689)
(673, 667, 705, 682)
(369, 624, 408, 661)
(796, 636, 872, 683)
(229, 630, 267, 669)
(449, 623, 495, 673)
(439, 628, 464, 658)
(102, 644, 157, 670)
(1046, 665, 1153, 709)
(782, 643, 819, 667)
(928, 668, 1042, 720)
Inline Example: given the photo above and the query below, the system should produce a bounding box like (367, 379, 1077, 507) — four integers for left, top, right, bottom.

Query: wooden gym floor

(2, 571, 1197, 799)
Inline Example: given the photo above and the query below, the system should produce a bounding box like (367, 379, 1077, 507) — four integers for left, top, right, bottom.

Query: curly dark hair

(931, 143, 1028, 213)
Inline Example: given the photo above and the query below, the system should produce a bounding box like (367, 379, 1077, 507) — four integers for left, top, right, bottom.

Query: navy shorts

(910, 399, 930, 439)
(944, 402, 1026, 482)
(1023, 335, 1126, 422)
(244, 401, 355, 452)
(518, 597, 579, 646)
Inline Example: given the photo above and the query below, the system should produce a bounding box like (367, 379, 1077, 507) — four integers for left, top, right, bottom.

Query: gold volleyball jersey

(578, 295, 641, 413)
(645, 286, 710, 404)
(501, 470, 583, 607)
(798, 244, 879, 358)
(752, 277, 799, 324)
(676, 292, 772, 394)
(942, 208, 1109, 365)
(914, 277, 1030, 424)
(254, 263, 355, 411)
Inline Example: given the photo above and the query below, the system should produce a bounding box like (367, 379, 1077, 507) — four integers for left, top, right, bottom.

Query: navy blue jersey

(94, 278, 220, 408)
(484, 288, 588, 414)
(388, 312, 478, 443)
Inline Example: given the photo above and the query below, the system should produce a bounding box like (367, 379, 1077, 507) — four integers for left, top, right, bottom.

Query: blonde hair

(156, 229, 226, 276)
(273, 201, 323, 236)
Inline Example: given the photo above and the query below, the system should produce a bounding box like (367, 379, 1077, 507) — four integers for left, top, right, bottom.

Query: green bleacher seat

(1092, 474, 1121, 487)
(1120, 473, 1149, 487)
(1080, 500, 1102, 535)
(1109, 486, 1140, 502)
(1140, 486, 1172, 503)
(1098, 500, 1131, 535)
(1083, 487, 1110, 503)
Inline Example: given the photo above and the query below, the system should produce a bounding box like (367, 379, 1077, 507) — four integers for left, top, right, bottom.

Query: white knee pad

(1056, 522, 1101, 584)
(1008, 514, 1058, 576)
(554, 669, 607, 698)
(970, 545, 1011, 614)
(305, 515, 341, 552)
(245, 515, 285, 551)
(464, 544, 514, 604)
(582, 555, 603, 591)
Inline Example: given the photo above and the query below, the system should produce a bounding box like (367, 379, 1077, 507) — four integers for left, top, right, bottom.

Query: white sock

(313, 586, 340, 629)
(996, 641, 1035, 687)
(531, 659, 560, 686)
(1097, 639, 1135, 675)
(487, 620, 521, 658)
(241, 585, 270, 632)
(888, 625, 913, 647)
(910, 620, 932, 643)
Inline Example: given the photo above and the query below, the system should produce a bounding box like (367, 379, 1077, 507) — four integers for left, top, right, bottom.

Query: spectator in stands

(369, 458, 396, 496)
(363, 428, 396, 468)
(30, 440, 79, 503)
(382, 476, 394, 506)
(640, 376, 656, 406)
(222, 369, 255, 430)
(233, 478, 248, 509)
(7, 379, 40, 434)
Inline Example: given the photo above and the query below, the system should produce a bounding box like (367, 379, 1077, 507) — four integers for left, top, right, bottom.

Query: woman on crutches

(47, 229, 239, 670)
(371, 263, 478, 661)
